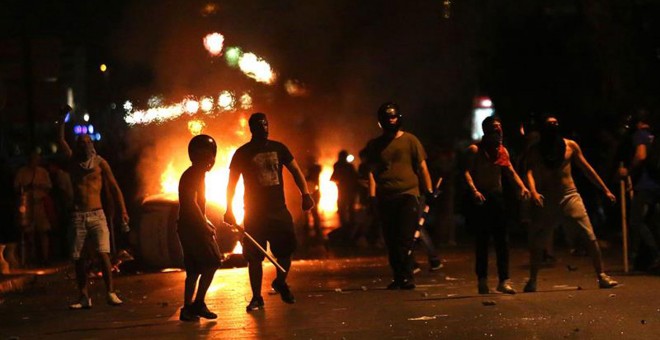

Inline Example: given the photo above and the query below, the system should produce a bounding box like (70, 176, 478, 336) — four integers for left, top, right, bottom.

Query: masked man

(524, 115, 618, 292)
(58, 108, 128, 309)
(225, 113, 314, 312)
(363, 102, 434, 290)
(464, 116, 530, 294)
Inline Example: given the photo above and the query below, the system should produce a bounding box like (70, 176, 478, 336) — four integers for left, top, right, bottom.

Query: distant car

(132, 194, 246, 269)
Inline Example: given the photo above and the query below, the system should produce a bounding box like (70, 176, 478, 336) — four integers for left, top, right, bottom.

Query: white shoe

(107, 292, 123, 305)
(69, 296, 92, 309)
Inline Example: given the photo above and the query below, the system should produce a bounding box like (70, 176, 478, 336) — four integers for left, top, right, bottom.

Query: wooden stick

(620, 177, 629, 273)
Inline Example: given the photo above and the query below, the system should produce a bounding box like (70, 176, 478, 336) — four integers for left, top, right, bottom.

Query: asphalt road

(1, 245, 660, 339)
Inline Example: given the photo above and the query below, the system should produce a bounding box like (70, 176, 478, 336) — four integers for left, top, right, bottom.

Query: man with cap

(363, 102, 434, 290)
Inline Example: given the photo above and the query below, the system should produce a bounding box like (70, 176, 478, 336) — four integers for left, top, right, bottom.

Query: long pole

(619, 167, 629, 273)
(408, 177, 443, 256)
(220, 222, 287, 273)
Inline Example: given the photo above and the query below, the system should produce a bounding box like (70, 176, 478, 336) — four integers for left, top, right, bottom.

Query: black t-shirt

(229, 140, 294, 213)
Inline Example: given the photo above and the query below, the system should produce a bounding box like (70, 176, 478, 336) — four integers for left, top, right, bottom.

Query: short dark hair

(481, 115, 501, 132)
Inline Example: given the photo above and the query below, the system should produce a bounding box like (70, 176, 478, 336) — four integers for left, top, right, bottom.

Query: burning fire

(158, 150, 246, 225)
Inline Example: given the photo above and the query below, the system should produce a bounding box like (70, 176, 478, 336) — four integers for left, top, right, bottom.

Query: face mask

(249, 118, 268, 141)
(539, 121, 565, 168)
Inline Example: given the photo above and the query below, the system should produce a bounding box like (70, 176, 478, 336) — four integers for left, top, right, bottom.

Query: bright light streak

(200, 97, 214, 112)
(203, 33, 225, 56)
(238, 52, 276, 84)
(218, 91, 235, 111)
(83, 113, 90, 122)
(346, 154, 355, 163)
(124, 102, 185, 126)
(184, 98, 200, 114)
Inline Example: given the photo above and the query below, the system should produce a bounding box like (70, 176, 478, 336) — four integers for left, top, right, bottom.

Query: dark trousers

(629, 188, 660, 262)
(468, 192, 509, 281)
(378, 194, 419, 283)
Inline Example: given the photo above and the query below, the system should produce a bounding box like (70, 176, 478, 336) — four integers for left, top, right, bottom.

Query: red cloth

(480, 143, 511, 167)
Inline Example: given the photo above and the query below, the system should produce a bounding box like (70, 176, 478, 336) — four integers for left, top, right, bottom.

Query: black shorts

(177, 224, 223, 273)
(243, 209, 296, 262)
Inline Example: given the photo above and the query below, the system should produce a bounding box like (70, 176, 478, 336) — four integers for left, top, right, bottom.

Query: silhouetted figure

(177, 135, 223, 322)
(14, 151, 52, 266)
(225, 113, 314, 312)
(331, 150, 358, 236)
(0, 156, 19, 274)
(304, 156, 323, 242)
(618, 111, 660, 271)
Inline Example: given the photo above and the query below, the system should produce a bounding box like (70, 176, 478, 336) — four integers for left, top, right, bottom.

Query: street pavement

(1, 244, 660, 339)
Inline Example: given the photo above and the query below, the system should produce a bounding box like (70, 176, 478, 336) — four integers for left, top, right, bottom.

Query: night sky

(2, 0, 660, 157)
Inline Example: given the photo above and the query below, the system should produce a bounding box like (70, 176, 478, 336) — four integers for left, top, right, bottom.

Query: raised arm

(570, 140, 616, 203)
(56, 106, 73, 158)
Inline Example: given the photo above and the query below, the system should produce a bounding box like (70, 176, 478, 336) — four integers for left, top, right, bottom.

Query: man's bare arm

(58, 121, 73, 158)
(100, 159, 129, 224)
(225, 169, 240, 223)
(570, 140, 616, 203)
(526, 165, 544, 207)
(463, 144, 485, 203)
(418, 160, 433, 194)
(285, 159, 314, 211)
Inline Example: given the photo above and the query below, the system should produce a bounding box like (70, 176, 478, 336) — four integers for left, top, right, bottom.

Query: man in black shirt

(225, 113, 314, 312)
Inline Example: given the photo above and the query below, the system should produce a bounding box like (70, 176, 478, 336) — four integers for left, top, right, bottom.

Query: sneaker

(429, 260, 444, 272)
(107, 292, 123, 306)
(69, 296, 92, 309)
(192, 301, 217, 319)
(386, 281, 401, 290)
(597, 273, 618, 289)
(496, 280, 516, 294)
(478, 278, 489, 294)
(271, 280, 296, 304)
(179, 305, 200, 322)
(523, 280, 537, 293)
(400, 280, 416, 290)
(246, 296, 265, 312)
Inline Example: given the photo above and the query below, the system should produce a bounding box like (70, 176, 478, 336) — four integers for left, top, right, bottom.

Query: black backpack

(645, 135, 660, 181)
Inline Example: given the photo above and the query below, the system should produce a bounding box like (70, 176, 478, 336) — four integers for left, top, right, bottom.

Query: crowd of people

(1, 102, 659, 323)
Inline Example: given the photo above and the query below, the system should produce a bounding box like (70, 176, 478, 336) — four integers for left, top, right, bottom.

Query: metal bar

(220, 222, 287, 273)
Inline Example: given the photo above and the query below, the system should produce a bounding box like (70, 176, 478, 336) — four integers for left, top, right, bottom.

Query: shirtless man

(58, 108, 129, 308)
(524, 115, 618, 292)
